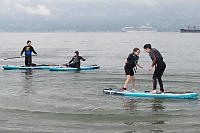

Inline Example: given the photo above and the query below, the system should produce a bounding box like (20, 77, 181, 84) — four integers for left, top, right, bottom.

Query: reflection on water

(121, 97, 200, 133)
(24, 70, 33, 76)
(122, 97, 165, 133)
(152, 120, 165, 125)
(121, 131, 133, 133)
(151, 98, 165, 112)
(150, 129, 164, 133)
(21, 70, 34, 95)
(122, 97, 165, 112)
(123, 98, 138, 110)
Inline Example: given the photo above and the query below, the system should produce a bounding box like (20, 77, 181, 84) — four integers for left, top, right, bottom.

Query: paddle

(0, 55, 37, 61)
(36, 63, 59, 66)
(0, 56, 22, 61)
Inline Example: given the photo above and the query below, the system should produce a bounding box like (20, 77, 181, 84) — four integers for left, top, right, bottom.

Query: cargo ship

(180, 26, 200, 33)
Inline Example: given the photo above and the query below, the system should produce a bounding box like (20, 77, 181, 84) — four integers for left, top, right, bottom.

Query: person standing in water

(66, 51, 86, 71)
(122, 48, 143, 91)
(144, 44, 166, 93)
(20, 40, 38, 66)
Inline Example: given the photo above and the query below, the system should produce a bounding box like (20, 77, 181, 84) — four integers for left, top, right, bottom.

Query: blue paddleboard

(103, 89, 198, 99)
(2, 65, 57, 70)
(49, 65, 100, 71)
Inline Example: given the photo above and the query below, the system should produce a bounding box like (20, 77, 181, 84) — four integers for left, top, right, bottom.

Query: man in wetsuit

(20, 40, 38, 66)
(144, 44, 166, 93)
(122, 48, 143, 91)
(66, 51, 86, 71)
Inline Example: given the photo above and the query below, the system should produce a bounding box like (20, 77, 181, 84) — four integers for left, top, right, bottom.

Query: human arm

(124, 58, 127, 64)
(137, 63, 143, 69)
(127, 54, 133, 61)
(68, 57, 74, 64)
(149, 52, 156, 71)
(31, 46, 37, 55)
(151, 52, 157, 67)
(80, 56, 86, 61)
(125, 54, 133, 64)
(20, 47, 25, 57)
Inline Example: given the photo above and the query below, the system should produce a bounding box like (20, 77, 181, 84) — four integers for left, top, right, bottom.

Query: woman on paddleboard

(144, 44, 166, 93)
(20, 40, 38, 66)
(66, 51, 86, 71)
(122, 48, 143, 91)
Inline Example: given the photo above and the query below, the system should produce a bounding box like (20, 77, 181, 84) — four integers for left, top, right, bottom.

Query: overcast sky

(0, 0, 200, 31)
(0, 0, 162, 16)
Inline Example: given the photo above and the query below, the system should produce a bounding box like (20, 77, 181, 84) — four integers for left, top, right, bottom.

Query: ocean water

(0, 32, 200, 133)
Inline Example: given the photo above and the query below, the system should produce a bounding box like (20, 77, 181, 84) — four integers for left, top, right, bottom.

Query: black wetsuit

(21, 45, 37, 66)
(67, 56, 86, 70)
(124, 53, 139, 76)
(149, 48, 166, 92)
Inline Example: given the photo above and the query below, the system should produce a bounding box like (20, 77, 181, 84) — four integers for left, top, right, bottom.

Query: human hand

(140, 66, 144, 69)
(149, 66, 153, 71)
(124, 59, 127, 64)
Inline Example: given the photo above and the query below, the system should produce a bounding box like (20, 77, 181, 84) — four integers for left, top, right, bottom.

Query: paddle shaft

(1, 55, 37, 61)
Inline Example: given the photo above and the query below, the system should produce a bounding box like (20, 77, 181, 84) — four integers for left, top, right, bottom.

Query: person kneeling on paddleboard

(20, 40, 38, 66)
(144, 44, 166, 93)
(66, 51, 86, 71)
(122, 48, 143, 92)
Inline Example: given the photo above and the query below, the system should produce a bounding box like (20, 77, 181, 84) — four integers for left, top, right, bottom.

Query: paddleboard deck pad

(50, 65, 100, 71)
(103, 88, 198, 99)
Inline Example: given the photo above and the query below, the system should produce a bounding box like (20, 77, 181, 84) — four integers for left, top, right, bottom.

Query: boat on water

(122, 25, 156, 32)
(180, 26, 200, 33)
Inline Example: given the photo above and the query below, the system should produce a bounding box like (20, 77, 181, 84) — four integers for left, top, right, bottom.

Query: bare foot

(132, 89, 138, 91)
(120, 88, 128, 92)
(150, 90, 157, 93)
(160, 90, 164, 93)
(123, 90, 129, 92)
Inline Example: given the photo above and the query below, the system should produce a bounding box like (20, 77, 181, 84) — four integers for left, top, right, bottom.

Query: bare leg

(131, 76, 137, 91)
(151, 77, 157, 93)
(124, 75, 130, 89)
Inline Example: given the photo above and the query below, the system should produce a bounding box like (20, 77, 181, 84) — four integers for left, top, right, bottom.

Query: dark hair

(27, 40, 31, 44)
(144, 44, 151, 49)
(75, 51, 79, 55)
(133, 48, 140, 52)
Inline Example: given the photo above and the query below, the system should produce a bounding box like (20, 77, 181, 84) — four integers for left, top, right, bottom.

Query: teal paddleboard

(2, 65, 57, 70)
(103, 89, 198, 99)
(50, 65, 100, 71)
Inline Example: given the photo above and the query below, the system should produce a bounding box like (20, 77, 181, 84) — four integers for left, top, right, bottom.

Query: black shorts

(124, 65, 134, 76)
